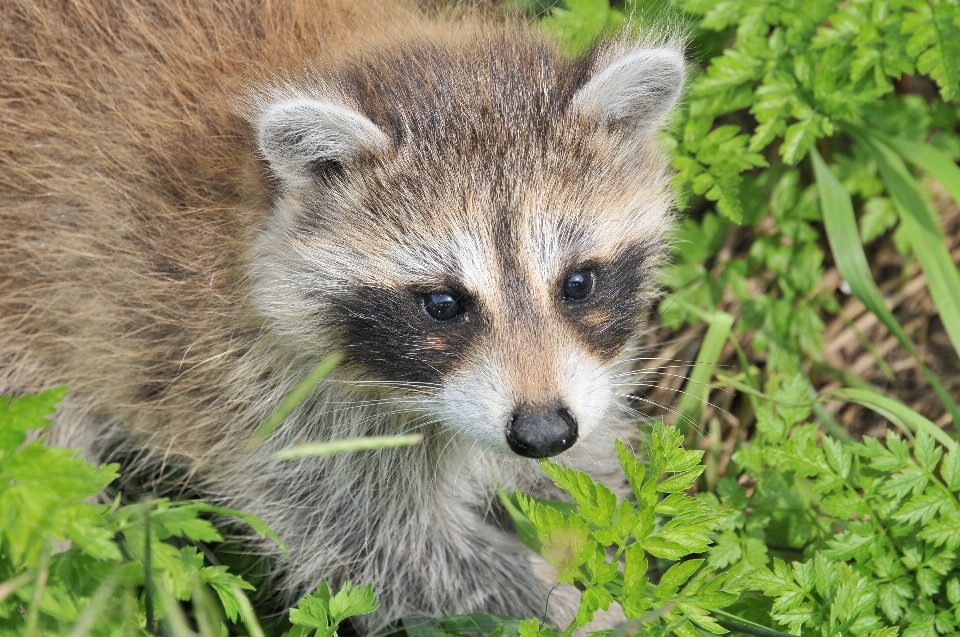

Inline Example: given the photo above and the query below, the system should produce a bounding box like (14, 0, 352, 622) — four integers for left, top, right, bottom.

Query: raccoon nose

(506, 407, 578, 458)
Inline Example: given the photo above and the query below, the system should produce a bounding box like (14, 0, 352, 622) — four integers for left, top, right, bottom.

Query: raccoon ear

(571, 48, 685, 133)
(256, 98, 389, 186)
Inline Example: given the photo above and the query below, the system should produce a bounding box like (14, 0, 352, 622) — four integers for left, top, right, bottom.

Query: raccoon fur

(0, 0, 685, 632)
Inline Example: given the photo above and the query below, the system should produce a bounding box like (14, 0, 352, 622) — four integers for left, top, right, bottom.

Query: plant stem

(144, 503, 154, 635)
(716, 619, 798, 637)
(24, 543, 51, 637)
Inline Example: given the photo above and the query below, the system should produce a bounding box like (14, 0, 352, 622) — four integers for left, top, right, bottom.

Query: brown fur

(1, 0, 682, 631)
(1, 0, 433, 453)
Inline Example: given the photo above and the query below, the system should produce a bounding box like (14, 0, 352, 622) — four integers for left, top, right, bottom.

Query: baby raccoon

(0, 0, 684, 632)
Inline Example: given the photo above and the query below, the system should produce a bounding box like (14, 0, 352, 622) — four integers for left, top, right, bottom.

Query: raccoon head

(252, 37, 684, 458)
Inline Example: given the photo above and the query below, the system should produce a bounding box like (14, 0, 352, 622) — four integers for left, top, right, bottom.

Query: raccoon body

(0, 0, 684, 631)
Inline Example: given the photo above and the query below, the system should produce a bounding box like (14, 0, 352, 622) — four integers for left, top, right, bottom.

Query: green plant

(288, 581, 378, 637)
(508, 424, 742, 637)
(0, 387, 277, 637)
(715, 397, 960, 636)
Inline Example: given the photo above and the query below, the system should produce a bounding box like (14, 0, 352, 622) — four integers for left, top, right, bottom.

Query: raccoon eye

(562, 269, 595, 301)
(422, 292, 464, 321)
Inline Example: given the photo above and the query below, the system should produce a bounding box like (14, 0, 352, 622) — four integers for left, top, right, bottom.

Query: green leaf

(539, 461, 617, 526)
(251, 353, 341, 444)
(499, 491, 541, 553)
(203, 567, 254, 622)
(825, 387, 957, 452)
(658, 467, 706, 493)
(518, 618, 556, 637)
(917, 567, 943, 597)
(329, 582, 378, 622)
(942, 450, 960, 491)
(919, 514, 960, 549)
(881, 134, 960, 210)
(622, 543, 649, 596)
(520, 494, 591, 584)
(186, 503, 285, 552)
(690, 49, 764, 97)
(812, 148, 960, 426)
(232, 585, 267, 637)
(575, 585, 613, 626)
(903, 5, 960, 100)
(822, 436, 852, 480)
(654, 560, 704, 598)
(892, 492, 953, 525)
(274, 434, 423, 460)
(290, 581, 332, 630)
(822, 532, 875, 561)
(859, 196, 898, 243)
(879, 580, 912, 624)
(879, 465, 928, 500)
(0, 387, 69, 454)
(677, 602, 727, 634)
(673, 311, 734, 433)
(616, 439, 646, 505)
(640, 536, 693, 561)
(858, 131, 960, 371)
(537, 0, 617, 54)
(782, 118, 818, 165)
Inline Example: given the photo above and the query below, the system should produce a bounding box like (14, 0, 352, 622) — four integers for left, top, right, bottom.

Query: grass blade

(66, 572, 121, 637)
(823, 387, 956, 452)
(188, 503, 285, 552)
(231, 584, 267, 637)
(437, 614, 523, 636)
(157, 581, 193, 637)
(274, 433, 423, 460)
(23, 543, 50, 637)
(403, 616, 447, 637)
(497, 490, 540, 552)
(673, 311, 734, 434)
(812, 148, 960, 426)
(879, 134, 960, 207)
(192, 580, 224, 637)
(144, 504, 155, 634)
(715, 619, 798, 637)
(857, 130, 960, 357)
(249, 352, 342, 447)
(0, 572, 32, 603)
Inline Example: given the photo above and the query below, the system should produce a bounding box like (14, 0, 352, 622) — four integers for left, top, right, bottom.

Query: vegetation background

(2, 0, 959, 635)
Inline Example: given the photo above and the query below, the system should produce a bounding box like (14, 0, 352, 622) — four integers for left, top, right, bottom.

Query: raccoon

(0, 0, 684, 632)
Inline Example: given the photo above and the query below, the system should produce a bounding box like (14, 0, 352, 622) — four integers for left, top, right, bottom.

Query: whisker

(613, 395, 706, 437)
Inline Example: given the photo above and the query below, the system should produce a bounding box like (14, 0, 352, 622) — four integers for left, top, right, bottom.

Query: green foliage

(0, 387, 275, 636)
(289, 581, 378, 637)
(712, 412, 960, 636)
(513, 424, 740, 636)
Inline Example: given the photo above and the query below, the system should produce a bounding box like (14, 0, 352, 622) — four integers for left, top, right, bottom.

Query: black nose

(506, 407, 578, 458)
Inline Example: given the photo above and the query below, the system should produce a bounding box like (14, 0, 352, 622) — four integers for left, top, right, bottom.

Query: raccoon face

(253, 42, 684, 458)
